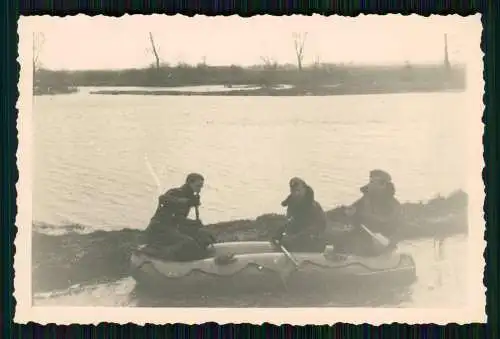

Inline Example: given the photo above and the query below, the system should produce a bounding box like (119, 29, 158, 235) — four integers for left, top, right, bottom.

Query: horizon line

(37, 61, 466, 73)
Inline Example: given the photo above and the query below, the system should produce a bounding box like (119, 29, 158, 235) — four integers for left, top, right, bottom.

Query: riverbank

(34, 85, 79, 96)
(32, 190, 467, 293)
(89, 84, 462, 97)
(35, 63, 466, 97)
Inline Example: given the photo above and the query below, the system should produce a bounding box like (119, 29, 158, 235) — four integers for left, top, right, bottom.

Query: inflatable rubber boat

(130, 241, 417, 297)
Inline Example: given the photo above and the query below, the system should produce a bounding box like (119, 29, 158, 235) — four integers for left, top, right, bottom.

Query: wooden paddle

(194, 198, 200, 221)
(272, 239, 300, 268)
(192, 195, 217, 252)
(144, 154, 163, 195)
(360, 224, 391, 247)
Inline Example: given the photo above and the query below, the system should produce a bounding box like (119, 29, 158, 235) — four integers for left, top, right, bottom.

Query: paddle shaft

(195, 204, 200, 221)
(144, 154, 163, 195)
(194, 193, 201, 221)
(360, 224, 390, 247)
(273, 239, 299, 267)
(280, 245, 299, 267)
(360, 224, 376, 237)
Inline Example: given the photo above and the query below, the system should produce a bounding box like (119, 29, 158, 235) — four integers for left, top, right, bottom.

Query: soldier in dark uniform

(337, 169, 402, 256)
(145, 173, 215, 261)
(348, 169, 401, 238)
(273, 177, 327, 252)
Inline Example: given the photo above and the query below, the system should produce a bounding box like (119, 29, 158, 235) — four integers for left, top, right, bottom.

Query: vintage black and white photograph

(15, 14, 484, 324)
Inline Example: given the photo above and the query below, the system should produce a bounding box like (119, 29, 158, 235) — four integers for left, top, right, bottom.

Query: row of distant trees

(34, 61, 466, 90)
(32, 31, 465, 90)
(146, 31, 309, 73)
(33, 30, 459, 75)
(32, 30, 320, 75)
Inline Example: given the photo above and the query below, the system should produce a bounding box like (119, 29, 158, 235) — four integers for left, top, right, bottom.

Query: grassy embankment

(34, 62, 466, 96)
(32, 190, 468, 292)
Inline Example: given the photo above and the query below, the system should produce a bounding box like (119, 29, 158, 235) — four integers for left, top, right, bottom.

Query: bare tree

(33, 32, 45, 73)
(443, 33, 450, 69)
(313, 55, 321, 69)
(32, 32, 45, 93)
(292, 32, 307, 71)
(148, 32, 161, 70)
(196, 56, 208, 69)
(260, 55, 278, 70)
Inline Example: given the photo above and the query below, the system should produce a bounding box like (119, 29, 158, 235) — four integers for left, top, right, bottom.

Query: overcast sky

(24, 14, 481, 70)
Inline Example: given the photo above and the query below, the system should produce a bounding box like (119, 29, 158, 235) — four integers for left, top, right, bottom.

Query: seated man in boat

(272, 177, 327, 252)
(341, 169, 402, 255)
(144, 173, 216, 261)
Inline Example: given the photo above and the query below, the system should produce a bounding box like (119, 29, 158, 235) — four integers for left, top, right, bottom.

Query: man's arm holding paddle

(160, 188, 191, 205)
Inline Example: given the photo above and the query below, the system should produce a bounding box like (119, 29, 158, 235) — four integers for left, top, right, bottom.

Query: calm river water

(32, 88, 473, 307)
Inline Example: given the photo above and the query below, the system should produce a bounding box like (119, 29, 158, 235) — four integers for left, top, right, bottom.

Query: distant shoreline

(34, 63, 467, 97)
(89, 85, 464, 97)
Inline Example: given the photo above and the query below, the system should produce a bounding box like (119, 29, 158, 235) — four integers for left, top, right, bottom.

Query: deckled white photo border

(14, 14, 486, 325)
